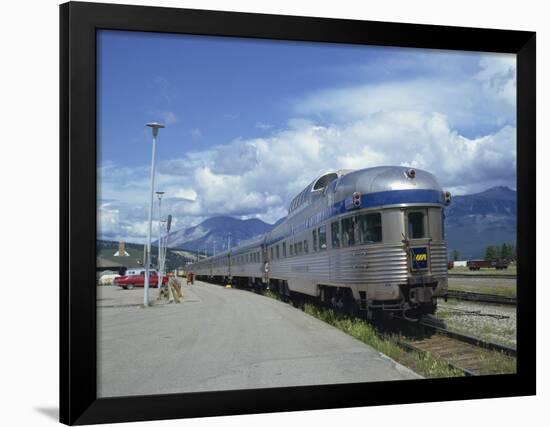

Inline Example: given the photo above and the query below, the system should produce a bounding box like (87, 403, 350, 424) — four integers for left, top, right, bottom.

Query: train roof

(288, 169, 353, 216)
(287, 166, 443, 217)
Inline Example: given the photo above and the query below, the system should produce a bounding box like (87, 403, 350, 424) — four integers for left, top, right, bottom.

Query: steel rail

(444, 290, 516, 305)
(419, 316, 517, 357)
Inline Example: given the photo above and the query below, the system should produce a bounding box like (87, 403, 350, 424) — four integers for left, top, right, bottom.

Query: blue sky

(97, 30, 516, 242)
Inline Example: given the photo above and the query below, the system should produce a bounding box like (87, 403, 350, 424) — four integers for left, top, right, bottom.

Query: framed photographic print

(60, 1, 536, 425)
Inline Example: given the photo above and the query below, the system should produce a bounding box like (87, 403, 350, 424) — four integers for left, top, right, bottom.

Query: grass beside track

(301, 304, 464, 379)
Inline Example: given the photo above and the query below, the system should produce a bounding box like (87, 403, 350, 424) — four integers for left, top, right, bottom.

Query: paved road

(98, 281, 419, 398)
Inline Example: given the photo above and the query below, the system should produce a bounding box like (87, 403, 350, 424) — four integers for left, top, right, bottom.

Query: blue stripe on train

(266, 189, 444, 244)
(331, 189, 443, 218)
(359, 188, 444, 209)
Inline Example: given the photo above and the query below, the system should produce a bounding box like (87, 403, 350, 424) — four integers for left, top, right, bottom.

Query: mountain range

(164, 186, 516, 260)
(165, 216, 282, 255)
(444, 186, 516, 259)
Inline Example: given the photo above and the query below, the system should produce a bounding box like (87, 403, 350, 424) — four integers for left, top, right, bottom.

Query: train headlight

(353, 191, 361, 207)
(443, 191, 451, 205)
(406, 168, 416, 179)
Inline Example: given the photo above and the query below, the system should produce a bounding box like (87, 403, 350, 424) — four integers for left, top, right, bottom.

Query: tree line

(484, 243, 516, 262)
(450, 243, 517, 262)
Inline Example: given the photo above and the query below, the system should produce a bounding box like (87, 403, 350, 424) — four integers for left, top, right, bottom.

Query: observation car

(191, 166, 451, 319)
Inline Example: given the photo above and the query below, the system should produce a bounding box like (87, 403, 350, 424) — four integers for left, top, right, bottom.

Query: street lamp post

(156, 191, 165, 296)
(144, 122, 164, 307)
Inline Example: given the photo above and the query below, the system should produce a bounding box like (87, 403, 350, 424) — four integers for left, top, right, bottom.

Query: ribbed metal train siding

(270, 244, 409, 286)
(194, 241, 447, 288)
(329, 244, 409, 285)
(430, 241, 448, 279)
(270, 253, 331, 281)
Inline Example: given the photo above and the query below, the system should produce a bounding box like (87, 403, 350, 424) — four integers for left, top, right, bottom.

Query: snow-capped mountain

(445, 186, 516, 259)
(165, 216, 277, 254)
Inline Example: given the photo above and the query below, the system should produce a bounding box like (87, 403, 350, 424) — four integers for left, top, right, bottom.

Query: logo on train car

(410, 247, 429, 270)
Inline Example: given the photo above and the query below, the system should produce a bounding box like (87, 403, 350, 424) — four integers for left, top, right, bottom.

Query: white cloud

(255, 122, 273, 130)
(294, 53, 516, 137)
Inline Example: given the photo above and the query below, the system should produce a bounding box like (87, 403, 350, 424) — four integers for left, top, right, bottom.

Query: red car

(114, 269, 169, 289)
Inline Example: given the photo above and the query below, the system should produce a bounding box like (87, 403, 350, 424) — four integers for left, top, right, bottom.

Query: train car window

(298, 242, 303, 254)
(294, 243, 298, 255)
(290, 244, 294, 256)
(304, 240, 309, 253)
(270, 247, 274, 260)
(408, 212, 425, 239)
(313, 172, 338, 190)
(276, 245, 280, 259)
(319, 226, 327, 250)
(283, 242, 287, 257)
(341, 216, 356, 247)
(358, 213, 382, 243)
(331, 221, 341, 248)
(312, 230, 318, 251)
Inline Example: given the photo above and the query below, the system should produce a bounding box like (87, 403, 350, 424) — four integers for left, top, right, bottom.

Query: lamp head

(146, 122, 165, 137)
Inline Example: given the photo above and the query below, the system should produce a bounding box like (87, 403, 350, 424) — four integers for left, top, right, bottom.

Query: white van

(125, 268, 157, 276)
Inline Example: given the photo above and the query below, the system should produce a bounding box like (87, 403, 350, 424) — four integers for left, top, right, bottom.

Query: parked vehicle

(114, 269, 168, 289)
(466, 259, 509, 270)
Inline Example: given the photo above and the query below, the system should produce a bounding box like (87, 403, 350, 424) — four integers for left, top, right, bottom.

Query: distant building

(113, 241, 130, 257)
(97, 241, 143, 273)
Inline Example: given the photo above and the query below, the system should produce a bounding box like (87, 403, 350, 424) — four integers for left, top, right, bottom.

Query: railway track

(392, 316, 516, 376)
(444, 290, 516, 305)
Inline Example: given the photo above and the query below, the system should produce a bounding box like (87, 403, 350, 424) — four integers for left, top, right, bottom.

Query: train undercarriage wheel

(279, 281, 290, 302)
(321, 286, 358, 317)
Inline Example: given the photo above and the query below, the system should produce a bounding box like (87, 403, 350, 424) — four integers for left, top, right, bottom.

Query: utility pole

(228, 232, 232, 279)
(156, 191, 165, 295)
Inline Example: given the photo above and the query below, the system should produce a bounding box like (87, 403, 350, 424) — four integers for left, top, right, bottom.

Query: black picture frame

(60, 1, 536, 425)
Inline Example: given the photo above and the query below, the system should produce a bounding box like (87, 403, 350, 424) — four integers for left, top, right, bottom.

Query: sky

(97, 30, 517, 243)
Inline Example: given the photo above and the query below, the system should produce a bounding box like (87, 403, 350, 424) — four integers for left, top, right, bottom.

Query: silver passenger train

(191, 166, 451, 319)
